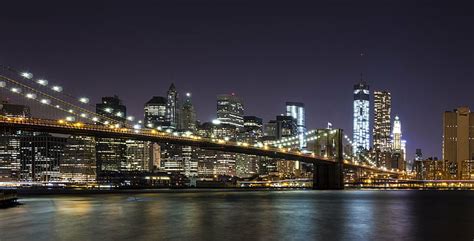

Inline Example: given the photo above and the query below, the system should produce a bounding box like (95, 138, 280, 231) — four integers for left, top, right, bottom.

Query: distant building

(217, 94, 244, 129)
(96, 96, 127, 175)
(180, 92, 197, 132)
(414, 157, 444, 180)
(353, 80, 370, 154)
(276, 115, 297, 139)
(286, 102, 306, 149)
(443, 107, 474, 180)
(0, 101, 31, 117)
(60, 135, 97, 183)
(391, 116, 406, 170)
(96, 95, 127, 122)
(373, 91, 391, 152)
(166, 84, 179, 129)
(239, 116, 263, 143)
(263, 120, 278, 141)
(144, 96, 168, 128)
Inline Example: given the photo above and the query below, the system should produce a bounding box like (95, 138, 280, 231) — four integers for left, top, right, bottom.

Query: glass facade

(353, 82, 370, 154)
(286, 102, 306, 150)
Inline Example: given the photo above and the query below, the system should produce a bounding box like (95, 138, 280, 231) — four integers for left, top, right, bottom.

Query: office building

(180, 92, 197, 132)
(373, 91, 391, 152)
(166, 84, 179, 129)
(286, 102, 306, 149)
(217, 94, 244, 129)
(443, 107, 474, 179)
(144, 96, 168, 128)
(353, 80, 370, 154)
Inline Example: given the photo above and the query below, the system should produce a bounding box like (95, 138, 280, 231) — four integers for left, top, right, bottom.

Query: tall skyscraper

(373, 91, 391, 152)
(217, 94, 244, 128)
(286, 102, 306, 149)
(353, 80, 370, 154)
(96, 96, 127, 174)
(443, 107, 474, 179)
(180, 92, 197, 132)
(166, 84, 179, 129)
(144, 96, 168, 128)
(276, 115, 297, 139)
(392, 115, 402, 151)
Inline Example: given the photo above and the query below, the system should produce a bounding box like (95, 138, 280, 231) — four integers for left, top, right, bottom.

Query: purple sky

(1, 0, 473, 159)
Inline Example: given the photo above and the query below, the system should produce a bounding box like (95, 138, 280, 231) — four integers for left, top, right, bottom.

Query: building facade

(353, 81, 370, 154)
(286, 102, 306, 149)
(217, 94, 244, 129)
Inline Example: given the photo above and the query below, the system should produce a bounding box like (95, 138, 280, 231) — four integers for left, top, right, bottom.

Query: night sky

(0, 0, 473, 159)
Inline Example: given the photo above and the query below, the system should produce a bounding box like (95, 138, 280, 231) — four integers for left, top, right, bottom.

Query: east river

(1, 190, 474, 241)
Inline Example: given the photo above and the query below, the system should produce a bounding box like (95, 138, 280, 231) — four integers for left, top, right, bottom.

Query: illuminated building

(443, 107, 474, 180)
(166, 83, 179, 129)
(96, 96, 127, 174)
(353, 80, 370, 154)
(239, 116, 263, 143)
(373, 91, 391, 151)
(60, 136, 97, 183)
(286, 102, 306, 149)
(217, 94, 244, 129)
(144, 96, 168, 128)
(392, 115, 402, 151)
(180, 92, 197, 132)
(390, 115, 406, 170)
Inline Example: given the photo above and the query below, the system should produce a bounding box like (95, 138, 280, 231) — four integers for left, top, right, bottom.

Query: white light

(55, 105, 61, 109)
(66, 116, 74, 121)
(10, 87, 20, 93)
(0, 81, 5, 87)
(51, 86, 63, 92)
(138, 120, 143, 124)
(105, 108, 112, 113)
(133, 124, 141, 130)
(79, 97, 89, 104)
(40, 99, 51, 105)
(126, 116, 134, 121)
(26, 93, 36, 99)
(212, 119, 221, 125)
(115, 112, 123, 117)
(80, 113, 88, 118)
(104, 121, 110, 125)
(147, 123, 153, 128)
(21, 72, 33, 79)
(186, 92, 191, 97)
(68, 109, 74, 113)
(36, 79, 48, 86)
(92, 117, 99, 122)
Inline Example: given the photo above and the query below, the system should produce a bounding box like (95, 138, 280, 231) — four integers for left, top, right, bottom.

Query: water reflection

(1, 191, 474, 241)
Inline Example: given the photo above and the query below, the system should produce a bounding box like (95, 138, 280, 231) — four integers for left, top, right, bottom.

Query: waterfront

(1, 190, 474, 241)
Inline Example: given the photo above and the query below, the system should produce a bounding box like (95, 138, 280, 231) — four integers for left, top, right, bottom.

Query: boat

(0, 189, 18, 207)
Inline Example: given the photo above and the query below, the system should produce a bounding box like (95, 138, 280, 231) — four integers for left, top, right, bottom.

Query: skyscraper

(217, 94, 244, 128)
(286, 102, 306, 149)
(353, 80, 370, 154)
(166, 84, 179, 129)
(373, 91, 391, 152)
(276, 115, 297, 139)
(180, 92, 197, 132)
(144, 96, 168, 128)
(392, 115, 402, 151)
(443, 107, 474, 179)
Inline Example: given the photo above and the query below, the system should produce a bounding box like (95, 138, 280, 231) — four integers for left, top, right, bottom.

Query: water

(1, 190, 474, 241)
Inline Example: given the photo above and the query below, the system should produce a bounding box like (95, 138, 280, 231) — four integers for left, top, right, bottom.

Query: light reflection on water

(1, 190, 474, 241)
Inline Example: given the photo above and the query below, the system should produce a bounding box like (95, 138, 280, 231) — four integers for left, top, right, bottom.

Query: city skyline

(1, 0, 473, 161)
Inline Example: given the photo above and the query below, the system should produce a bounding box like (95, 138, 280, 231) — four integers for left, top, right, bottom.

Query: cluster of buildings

(0, 84, 313, 187)
(352, 79, 407, 171)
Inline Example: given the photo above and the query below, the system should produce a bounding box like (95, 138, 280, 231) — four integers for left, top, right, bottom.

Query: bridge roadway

(0, 117, 402, 176)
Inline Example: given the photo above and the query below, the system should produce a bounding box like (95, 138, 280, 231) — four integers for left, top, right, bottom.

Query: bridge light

(79, 97, 89, 104)
(10, 87, 21, 93)
(104, 121, 110, 125)
(55, 105, 61, 109)
(114, 124, 120, 128)
(58, 119, 65, 124)
(133, 124, 141, 130)
(65, 116, 74, 121)
(126, 116, 134, 121)
(115, 112, 123, 117)
(40, 99, 51, 105)
(68, 109, 74, 113)
(21, 72, 33, 79)
(147, 123, 153, 128)
(80, 113, 88, 118)
(26, 93, 36, 99)
(51, 85, 63, 92)
(104, 108, 112, 113)
(157, 126, 162, 131)
(92, 117, 99, 122)
(36, 79, 48, 86)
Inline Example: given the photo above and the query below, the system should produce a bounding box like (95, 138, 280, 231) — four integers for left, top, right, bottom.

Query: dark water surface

(1, 190, 474, 241)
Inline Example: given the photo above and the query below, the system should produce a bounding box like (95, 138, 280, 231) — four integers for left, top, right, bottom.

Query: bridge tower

(313, 129, 344, 190)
